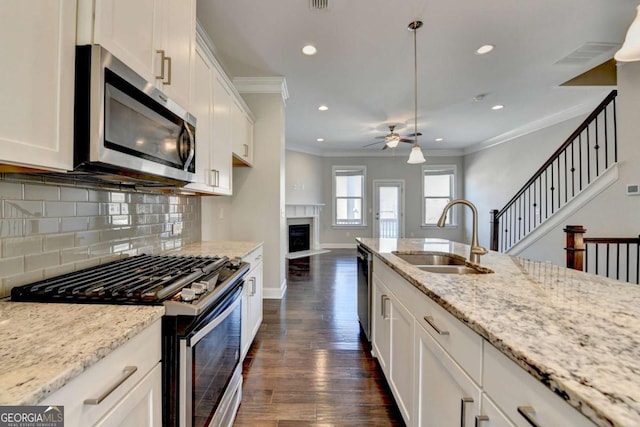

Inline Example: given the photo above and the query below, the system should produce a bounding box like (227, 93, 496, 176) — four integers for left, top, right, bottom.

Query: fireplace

(289, 224, 311, 253)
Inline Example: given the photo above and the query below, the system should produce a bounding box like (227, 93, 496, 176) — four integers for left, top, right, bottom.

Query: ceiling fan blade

(381, 144, 389, 150)
(403, 132, 422, 137)
(374, 135, 389, 139)
(363, 141, 383, 147)
(399, 138, 414, 143)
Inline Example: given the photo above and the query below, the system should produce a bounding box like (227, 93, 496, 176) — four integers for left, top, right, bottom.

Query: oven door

(179, 284, 243, 427)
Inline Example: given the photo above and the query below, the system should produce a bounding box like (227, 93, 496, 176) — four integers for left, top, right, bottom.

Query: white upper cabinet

(0, 0, 76, 171)
(78, 0, 195, 109)
(232, 99, 254, 166)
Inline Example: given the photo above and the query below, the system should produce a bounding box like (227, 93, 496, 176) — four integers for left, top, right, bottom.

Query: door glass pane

(378, 186, 399, 238)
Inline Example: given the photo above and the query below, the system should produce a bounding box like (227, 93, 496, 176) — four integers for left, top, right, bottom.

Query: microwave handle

(178, 123, 195, 171)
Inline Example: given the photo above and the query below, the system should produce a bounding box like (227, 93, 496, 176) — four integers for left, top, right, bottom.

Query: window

(333, 166, 366, 226)
(423, 165, 456, 226)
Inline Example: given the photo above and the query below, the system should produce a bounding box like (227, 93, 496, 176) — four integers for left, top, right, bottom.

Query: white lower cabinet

(370, 258, 597, 427)
(241, 246, 264, 359)
(41, 320, 162, 427)
(414, 320, 481, 427)
(372, 275, 414, 425)
(483, 343, 596, 427)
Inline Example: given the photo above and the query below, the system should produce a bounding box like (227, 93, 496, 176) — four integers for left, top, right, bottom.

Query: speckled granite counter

(357, 238, 640, 427)
(0, 302, 164, 405)
(170, 240, 262, 258)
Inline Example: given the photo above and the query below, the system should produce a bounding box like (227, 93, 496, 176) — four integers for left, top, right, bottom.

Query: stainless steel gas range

(11, 253, 249, 427)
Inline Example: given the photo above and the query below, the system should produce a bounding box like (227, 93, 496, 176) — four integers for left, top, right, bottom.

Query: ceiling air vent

(310, 0, 329, 10)
(555, 42, 620, 65)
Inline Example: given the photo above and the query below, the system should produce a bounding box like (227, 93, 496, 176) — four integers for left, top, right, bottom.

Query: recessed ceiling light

(302, 45, 317, 55)
(476, 44, 495, 55)
(318, 105, 328, 111)
(316, 138, 324, 142)
(435, 138, 444, 142)
(492, 104, 505, 110)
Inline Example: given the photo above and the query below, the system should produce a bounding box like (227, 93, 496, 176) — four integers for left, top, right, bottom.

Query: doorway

(373, 180, 404, 238)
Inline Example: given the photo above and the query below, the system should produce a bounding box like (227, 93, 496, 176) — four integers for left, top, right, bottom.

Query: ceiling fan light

(385, 139, 400, 148)
(615, 5, 640, 62)
(407, 145, 426, 164)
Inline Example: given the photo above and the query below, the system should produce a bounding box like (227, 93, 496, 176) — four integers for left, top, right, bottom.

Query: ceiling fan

(363, 125, 422, 150)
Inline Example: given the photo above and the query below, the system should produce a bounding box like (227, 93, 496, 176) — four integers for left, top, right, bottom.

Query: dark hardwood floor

(233, 249, 405, 426)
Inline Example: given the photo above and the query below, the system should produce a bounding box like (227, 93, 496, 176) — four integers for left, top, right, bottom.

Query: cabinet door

(372, 276, 391, 374)
(249, 263, 264, 339)
(158, 0, 194, 109)
(94, 363, 162, 427)
(389, 294, 414, 424)
(232, 101, 253, 165)
(92, 0, 159, 84)
(414, 320, 481, 427)
(0, 0, 75, 171)
(211, 72, 233, 195)
(184, 46, 214, 193)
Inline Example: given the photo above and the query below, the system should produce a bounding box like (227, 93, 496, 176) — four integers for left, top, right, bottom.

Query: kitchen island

(358, 237, 640, 427)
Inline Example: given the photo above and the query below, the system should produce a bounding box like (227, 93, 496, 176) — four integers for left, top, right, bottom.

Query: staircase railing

(565, 225, 640, 284)
(490, 90, 618, 252)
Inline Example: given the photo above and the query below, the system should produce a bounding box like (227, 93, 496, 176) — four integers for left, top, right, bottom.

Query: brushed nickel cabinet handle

(164, 55, 172, 85)
(84, 366, 137, 405)
(423, 315, 449, 335)
(251, 277, 256, 296)
(517, 406, 542, 427)
(460, 397, 473, 427)
(475, 415, 489, 427)
(155, 50, 166, 80)
(381, 294, 390, 319)
(243, 143, 249, 157)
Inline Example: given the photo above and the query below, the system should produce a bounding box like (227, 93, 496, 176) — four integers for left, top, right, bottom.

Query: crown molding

(286, 146, 464, 158)
(233, 77, 290, 105)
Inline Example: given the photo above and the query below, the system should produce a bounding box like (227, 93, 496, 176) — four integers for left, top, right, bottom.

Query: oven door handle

(188, 287, 242, 346)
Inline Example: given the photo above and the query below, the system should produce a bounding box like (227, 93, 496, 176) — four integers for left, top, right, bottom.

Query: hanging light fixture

(385, 134, 401, 148)
(615, 5, 640, 62)
(407, 20, 426, 164)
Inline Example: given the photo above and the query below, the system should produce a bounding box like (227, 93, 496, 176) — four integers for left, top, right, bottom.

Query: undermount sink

(417, 265, 483, 275)
(391, 251, 491, 275)
(392, 251, 466, 266)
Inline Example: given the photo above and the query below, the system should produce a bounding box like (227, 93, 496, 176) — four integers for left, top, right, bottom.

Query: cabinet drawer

(41, 320, 161, 427)
(483, 343, 596, 427)
(243, 246, 263, 270)
(374, 258, 483, 384)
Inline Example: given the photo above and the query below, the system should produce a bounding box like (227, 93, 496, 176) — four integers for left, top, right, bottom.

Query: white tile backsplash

(0, 174, 201, 298)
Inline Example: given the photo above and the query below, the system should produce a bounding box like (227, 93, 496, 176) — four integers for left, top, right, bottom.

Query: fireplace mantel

(285, 204, 326, 257)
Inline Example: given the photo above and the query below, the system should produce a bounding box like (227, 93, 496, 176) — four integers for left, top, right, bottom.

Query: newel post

(489, 209, 499, 251)
(564, 225, 586, 271)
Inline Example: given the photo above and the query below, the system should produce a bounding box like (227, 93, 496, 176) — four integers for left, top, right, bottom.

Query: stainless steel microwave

(73, 45, 196, 186)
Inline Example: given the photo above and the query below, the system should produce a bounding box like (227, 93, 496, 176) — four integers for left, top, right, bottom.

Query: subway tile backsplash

(0, 174, 201, 298)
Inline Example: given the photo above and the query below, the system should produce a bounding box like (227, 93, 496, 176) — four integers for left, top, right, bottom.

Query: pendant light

(615, 5, 640, 62)
(407, 20, 426, 164)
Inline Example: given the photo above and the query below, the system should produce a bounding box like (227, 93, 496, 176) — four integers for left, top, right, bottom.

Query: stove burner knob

(181, 288, 197, 302)
(192, 282, 207, 295)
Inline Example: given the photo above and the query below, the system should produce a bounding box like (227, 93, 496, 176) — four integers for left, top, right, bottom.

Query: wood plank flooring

(233, 249, 405, 426)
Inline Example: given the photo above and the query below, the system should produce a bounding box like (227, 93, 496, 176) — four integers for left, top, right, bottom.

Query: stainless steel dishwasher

(357, 244, 372, 342)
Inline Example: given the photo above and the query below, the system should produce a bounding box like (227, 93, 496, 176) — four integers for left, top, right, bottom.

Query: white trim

(507, 164, 619, 255)
(422, 164, 457, 226)
(373, 179, 405, 238)
(232, 77, 290, 104)
(297, 148, 465, 157)
(263, 279, 287, 299)
(464, 91, 611, 155)
(332, 165, 367, 227)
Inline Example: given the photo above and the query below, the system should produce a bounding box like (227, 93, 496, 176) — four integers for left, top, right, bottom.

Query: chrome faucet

(437, 199, 488, 264)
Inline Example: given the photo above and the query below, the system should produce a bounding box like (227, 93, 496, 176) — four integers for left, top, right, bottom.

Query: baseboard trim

(263, 278, 287, 299)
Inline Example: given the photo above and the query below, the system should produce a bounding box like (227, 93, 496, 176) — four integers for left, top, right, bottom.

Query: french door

(373, 180, 404, 238)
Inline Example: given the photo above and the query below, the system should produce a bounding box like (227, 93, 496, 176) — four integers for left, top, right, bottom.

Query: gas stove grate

(11, 254, 228, 304)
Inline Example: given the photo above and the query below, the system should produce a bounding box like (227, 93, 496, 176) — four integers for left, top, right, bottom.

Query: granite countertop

(357, 237, 640, 427)
(170, 240, 263, 259)
(0, 302, 164, 405)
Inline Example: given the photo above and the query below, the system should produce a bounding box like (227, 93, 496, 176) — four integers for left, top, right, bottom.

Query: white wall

(464, 115, 586, 253)
(320, 154, 465, 246)
(285, 150, 324, 204)
(201, 196, 233, 241)
(230, 93, 287, 298)
(465, 64, 640, 267)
